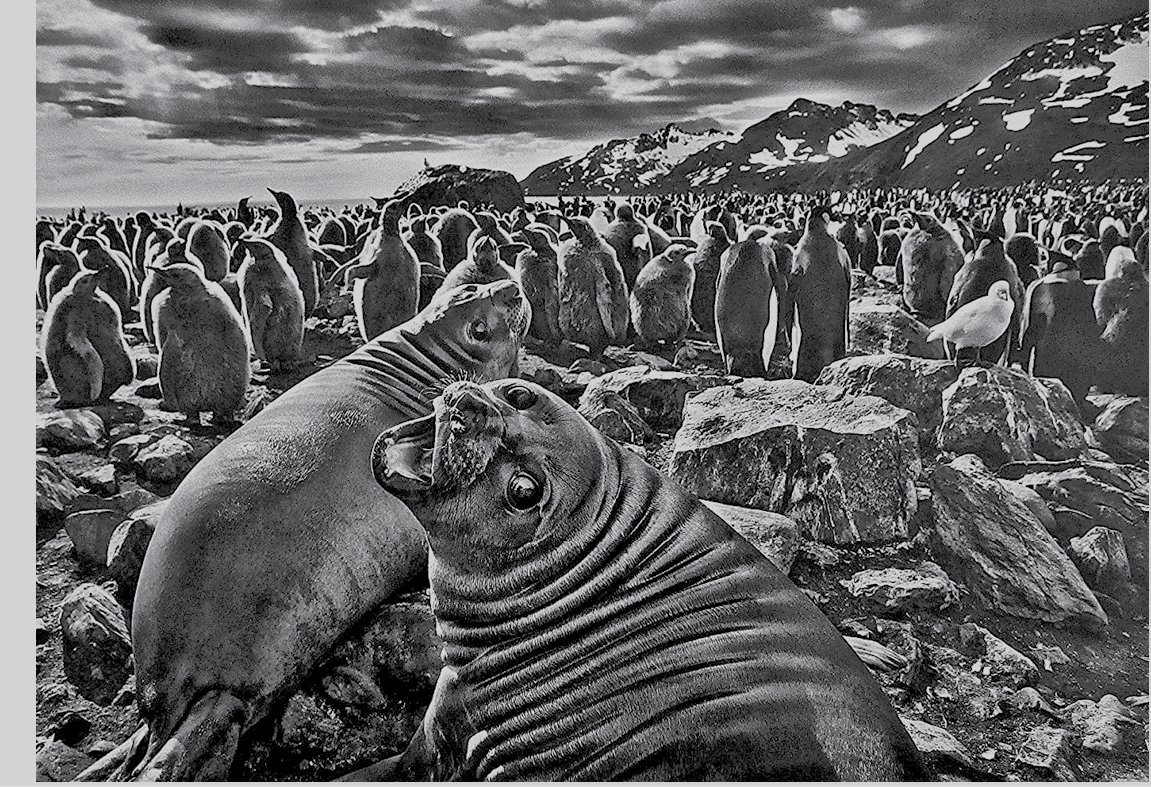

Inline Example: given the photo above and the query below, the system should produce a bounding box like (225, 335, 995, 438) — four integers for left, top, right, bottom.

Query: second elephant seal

(351, 379, 927, 781)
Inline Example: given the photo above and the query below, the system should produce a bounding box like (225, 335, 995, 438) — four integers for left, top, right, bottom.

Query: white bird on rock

(925, 279, 1014, 369)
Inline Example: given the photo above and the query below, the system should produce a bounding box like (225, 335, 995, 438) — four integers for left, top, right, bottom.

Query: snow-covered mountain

(520, 123, 738, 195)
(521, 11, 1147, 194)
(658, 99, 916, 192)
(756, 11, 1150, 191)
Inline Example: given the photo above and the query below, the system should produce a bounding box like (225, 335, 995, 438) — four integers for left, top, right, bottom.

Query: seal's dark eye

(506, 472, 543, 511)
(470, 320, 489, 341)
(505, 385, 537, 410)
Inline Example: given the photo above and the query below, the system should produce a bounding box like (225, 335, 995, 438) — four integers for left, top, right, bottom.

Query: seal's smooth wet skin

(78, 282, 526, 782)
(348, 378, 926, 781)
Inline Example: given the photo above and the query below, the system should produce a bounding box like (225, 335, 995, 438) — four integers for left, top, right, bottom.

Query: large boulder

(925, 455, 1108, 631)
(816, 354, 957, 450)
(998, 460, 1148, 586)
(106, 500, 168, 607)
(577, 388, 653, 444)
(37, 410, 106, 452)
(849, 302, 946, 359)
(579, 366, 726, 431)
(63, 509, 124, 566)
(670, 379, 920, 545)
(36, 453, 83, 526)
(36, 739, 95, 782)
(132, 434, 196, 484)
(840, 562, 959, 615)
(701, 500, 800, 575)
(392, 164, 525, 213)
(1090, 396, 1148, 465)
(937, 366, 1088, 467)
(59, 583, 133, 705)
(1068, 527, 1131, 599)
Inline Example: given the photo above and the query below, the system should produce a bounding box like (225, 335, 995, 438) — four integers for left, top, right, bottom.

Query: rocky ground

(35, 271, 1149, 781)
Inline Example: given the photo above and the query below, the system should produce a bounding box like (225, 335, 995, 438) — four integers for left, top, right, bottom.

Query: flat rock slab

(702, 500, 799, 575)
(817, 354, 957, 449)
(578, 388, 653, 444)
(901, 718, 988, 780)
(957, 623, 1039, 689)
(670, 379, 920, 545)
(1090, 396, 1148, 466)
(938, 366, 1087, 468)
(133, 434, 195, 483)
(926, 455, 1108, 632)
(580, 366, 727, 430)
(840, 561, 959, 615)
(849, 303, 946, 359)
(37, 409, 107, 452)
(1017, 726, 1078, 779)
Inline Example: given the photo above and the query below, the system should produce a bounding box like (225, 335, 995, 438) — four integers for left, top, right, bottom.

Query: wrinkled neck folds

(341, 316, 497, 419)
(428, 440, 679, 672)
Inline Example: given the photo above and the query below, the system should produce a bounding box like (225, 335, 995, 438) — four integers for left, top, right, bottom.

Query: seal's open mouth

(373, 382, 507, 496)
(373, 413, 436, 493)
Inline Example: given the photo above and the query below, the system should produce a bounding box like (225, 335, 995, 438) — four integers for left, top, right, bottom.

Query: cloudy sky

(35, 0, 1146, 209)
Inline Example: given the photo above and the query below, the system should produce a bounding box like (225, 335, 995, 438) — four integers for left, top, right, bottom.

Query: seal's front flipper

(335, 752, 406, 781)
(75, 722, 149, 781)
(133, 690, 247, 780)
(336, 667, 479, 782)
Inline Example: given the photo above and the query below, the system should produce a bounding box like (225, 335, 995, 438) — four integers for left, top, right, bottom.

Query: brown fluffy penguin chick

(515, 226, 562, 344)
(188, 220, 230, 282)
(41, 270, 136, 407)
(328, 199, 420, 343)
(406, 215, 444, 268)
(75, 234, 134, 318)
(441, 232, 531, 338)
(442, 231, 516, 290)
(792, 207, 851, 383)
(558, 217, 630, 353)
(715, 236, 776, 377)
(151, 262, 251, 425)
(140, 239, 202, 347)
(238, 238, 305, 373)
(630, 244, 695, 349)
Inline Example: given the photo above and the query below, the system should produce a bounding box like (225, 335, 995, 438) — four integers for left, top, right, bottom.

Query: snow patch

(1109, 101, 1146, 126)
(1070, 116, 1090, 123)
(1051, 140, 1106, 162)
(978, 96, 1014, 105)
(1003, 109, 1035, 131)
(947, 76, 993, 108)
(901, 122, 946, 169)
(948, 125, 975, 140)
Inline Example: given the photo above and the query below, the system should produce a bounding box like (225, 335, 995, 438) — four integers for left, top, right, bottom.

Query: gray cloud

(37, 0, 1149, 154)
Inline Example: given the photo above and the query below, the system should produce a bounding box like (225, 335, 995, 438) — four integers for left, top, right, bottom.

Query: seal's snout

(442, 382, 502, 437)
(489, 279, 522, 307)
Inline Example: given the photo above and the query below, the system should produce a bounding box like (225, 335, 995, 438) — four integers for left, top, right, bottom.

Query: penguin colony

(38, 184, 1148, 423)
